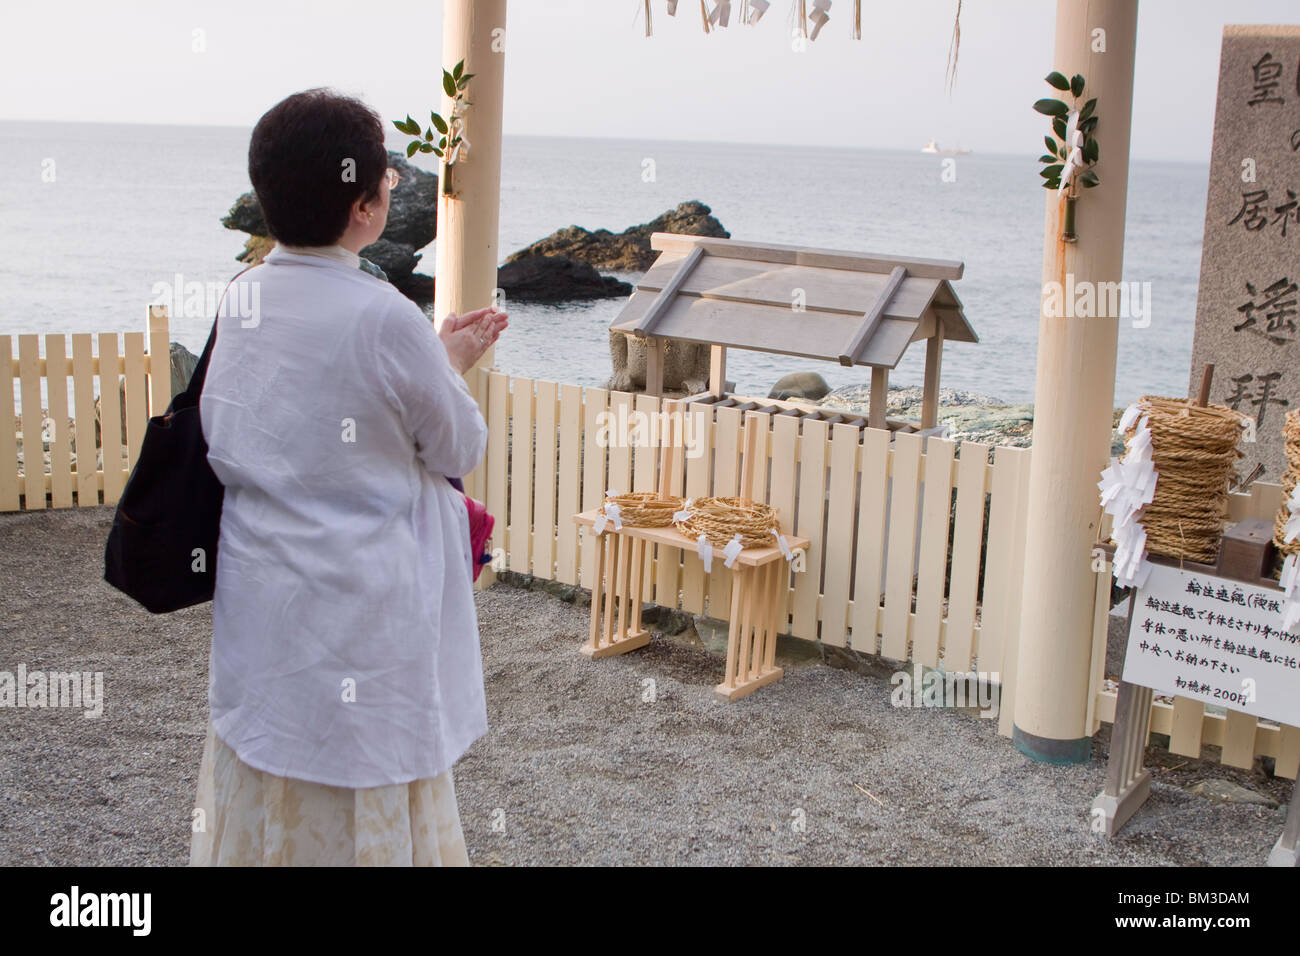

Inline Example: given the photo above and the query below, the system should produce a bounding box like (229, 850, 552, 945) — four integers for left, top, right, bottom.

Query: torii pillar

(1013, 0, 1138, 763)
(435, 0, 507, 509)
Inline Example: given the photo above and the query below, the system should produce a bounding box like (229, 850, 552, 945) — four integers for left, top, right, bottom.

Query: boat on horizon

(921, 139, 971, 155)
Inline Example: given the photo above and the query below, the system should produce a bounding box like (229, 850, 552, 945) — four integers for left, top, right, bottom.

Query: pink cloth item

(463, 494, 494, 581)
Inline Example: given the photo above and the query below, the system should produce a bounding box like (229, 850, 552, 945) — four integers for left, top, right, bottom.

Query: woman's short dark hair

(248, 89, 388, 247)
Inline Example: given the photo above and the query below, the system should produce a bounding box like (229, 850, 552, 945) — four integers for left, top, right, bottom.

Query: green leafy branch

(393, 59, 473, 163)
(1034, 71, 1099, 193)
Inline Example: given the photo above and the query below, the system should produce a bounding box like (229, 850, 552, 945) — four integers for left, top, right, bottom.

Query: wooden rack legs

(582, 529, 790, 701)
(582, 530, 651, 660)
(717, 560, 785, 701)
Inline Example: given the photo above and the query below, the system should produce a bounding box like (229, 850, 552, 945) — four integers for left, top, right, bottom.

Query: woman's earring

(366, 213, 374, 222)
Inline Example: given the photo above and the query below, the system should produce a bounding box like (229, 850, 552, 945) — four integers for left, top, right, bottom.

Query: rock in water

(169, 342, 199, 400)
(607, 334, 710, 395)
(557, 201, 727, 391)
(221, 192, 266, 235)
(506, 201, 729, 273)
(378, 159, 440, 250)
(769, 372, 830, 401)
(221, 152, 438, 305)
(496, 255, 632, 303)
(821, 384, 1035, 447)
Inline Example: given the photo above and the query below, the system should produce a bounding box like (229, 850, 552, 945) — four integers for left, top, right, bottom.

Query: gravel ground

(0, 507, 1291, 866)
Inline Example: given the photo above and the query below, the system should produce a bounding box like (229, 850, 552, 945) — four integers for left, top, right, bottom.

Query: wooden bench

(573, 413, 808, 701)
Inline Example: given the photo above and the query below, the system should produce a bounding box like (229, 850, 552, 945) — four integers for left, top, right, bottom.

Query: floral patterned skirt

(189, 720, 469, 866)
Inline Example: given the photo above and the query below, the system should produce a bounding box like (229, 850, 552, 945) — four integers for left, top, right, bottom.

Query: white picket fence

(1, 307, 170, 510)
(4, 309, 1296, 776)
(463, 369, 1034, 736)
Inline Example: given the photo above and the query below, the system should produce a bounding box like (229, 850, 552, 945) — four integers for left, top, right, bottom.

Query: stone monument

(1189, 25, 1300, 482)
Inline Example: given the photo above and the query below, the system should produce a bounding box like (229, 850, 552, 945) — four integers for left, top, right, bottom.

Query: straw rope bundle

(1272, 409, 1300, 558)
(674, 496, 779, 549)
(603, 491, 684, 528)
(1125, 395, 1244, 563)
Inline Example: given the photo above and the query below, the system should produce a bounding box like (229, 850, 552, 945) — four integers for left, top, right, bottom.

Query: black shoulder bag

(104, 275, 245, 613)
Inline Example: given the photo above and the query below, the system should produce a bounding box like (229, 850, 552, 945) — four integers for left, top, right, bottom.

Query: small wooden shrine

(610, 233, 978, 431)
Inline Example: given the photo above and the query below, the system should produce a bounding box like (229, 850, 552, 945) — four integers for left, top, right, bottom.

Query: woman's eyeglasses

(383, 168, 401, 190)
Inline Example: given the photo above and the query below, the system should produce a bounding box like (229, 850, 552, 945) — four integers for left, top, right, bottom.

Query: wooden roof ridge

(839, 265, 906, 367)
(649, 232, 964, 280)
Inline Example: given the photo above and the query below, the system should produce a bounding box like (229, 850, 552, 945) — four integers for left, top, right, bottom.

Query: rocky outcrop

(221, 152, 439, 305)
(821, 384, 1036, 447)
(607, 335, 711, 395)
(169, 342, 198, 400)
(581, 202, 729, 392)
(496, 255, 632, 303)
(221, 191, 266, 235)
(769, 372, 830, 402)
(507, 201, 729, 273)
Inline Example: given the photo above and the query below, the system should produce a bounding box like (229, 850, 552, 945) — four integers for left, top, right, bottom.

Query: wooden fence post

(148, 305, 170, 415)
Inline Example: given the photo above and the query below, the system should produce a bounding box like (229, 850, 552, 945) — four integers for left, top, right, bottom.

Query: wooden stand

(1094, 519, 1300, 866)
(576, 516, 803, 699)
(581, 528, 652, 660)
(574, 414, 808, 701)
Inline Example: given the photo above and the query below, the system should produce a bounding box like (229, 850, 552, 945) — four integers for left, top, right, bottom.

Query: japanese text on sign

(1123, 563, 1300, 727)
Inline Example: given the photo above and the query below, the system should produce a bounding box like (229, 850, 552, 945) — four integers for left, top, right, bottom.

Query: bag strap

(186, 266, 257, 402)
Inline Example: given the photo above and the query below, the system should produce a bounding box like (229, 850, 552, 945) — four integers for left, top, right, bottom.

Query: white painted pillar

(434, 0, 508, 349)
(1012, 0, 1138, 763)
(433, 0, 507, 549)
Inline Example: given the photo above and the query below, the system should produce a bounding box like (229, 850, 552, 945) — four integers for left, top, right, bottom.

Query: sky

(1, 0, 1296, 160)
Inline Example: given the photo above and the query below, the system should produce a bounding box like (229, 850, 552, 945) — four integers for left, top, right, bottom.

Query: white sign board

(1123, 562, 1300, 728)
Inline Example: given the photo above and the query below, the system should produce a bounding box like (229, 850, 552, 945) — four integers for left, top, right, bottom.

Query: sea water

(0, 121, 1208, 405)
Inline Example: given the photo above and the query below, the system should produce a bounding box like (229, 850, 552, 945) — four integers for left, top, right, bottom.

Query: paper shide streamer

(1057, 108, 1086, 198)
(697, 534, 715, 572)
(1278, 486, 1300, 631)
(594, 489, 625, 535)
(771, 528, 793, 561)
(807, 0, 832, 40)
(642, 0, 864, 39)
(1098, 404, 1158, 589)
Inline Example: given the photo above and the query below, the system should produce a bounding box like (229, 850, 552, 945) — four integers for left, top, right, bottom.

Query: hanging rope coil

(1273, 409, 1300, 559)
(1123, 395, 1245, 564)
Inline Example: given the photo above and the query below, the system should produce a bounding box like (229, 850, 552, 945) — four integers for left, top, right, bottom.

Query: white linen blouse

(200, 245, 488, 788)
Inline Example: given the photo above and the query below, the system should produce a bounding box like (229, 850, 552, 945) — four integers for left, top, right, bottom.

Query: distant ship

(921, 140, 971, 155)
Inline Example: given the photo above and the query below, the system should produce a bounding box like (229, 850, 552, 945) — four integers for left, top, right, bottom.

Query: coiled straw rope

(1124, 395, 1244, 564)
(1273, 409, 1300, 558)
(674, 496, 779, 549)
(602, 492, 683, 528)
